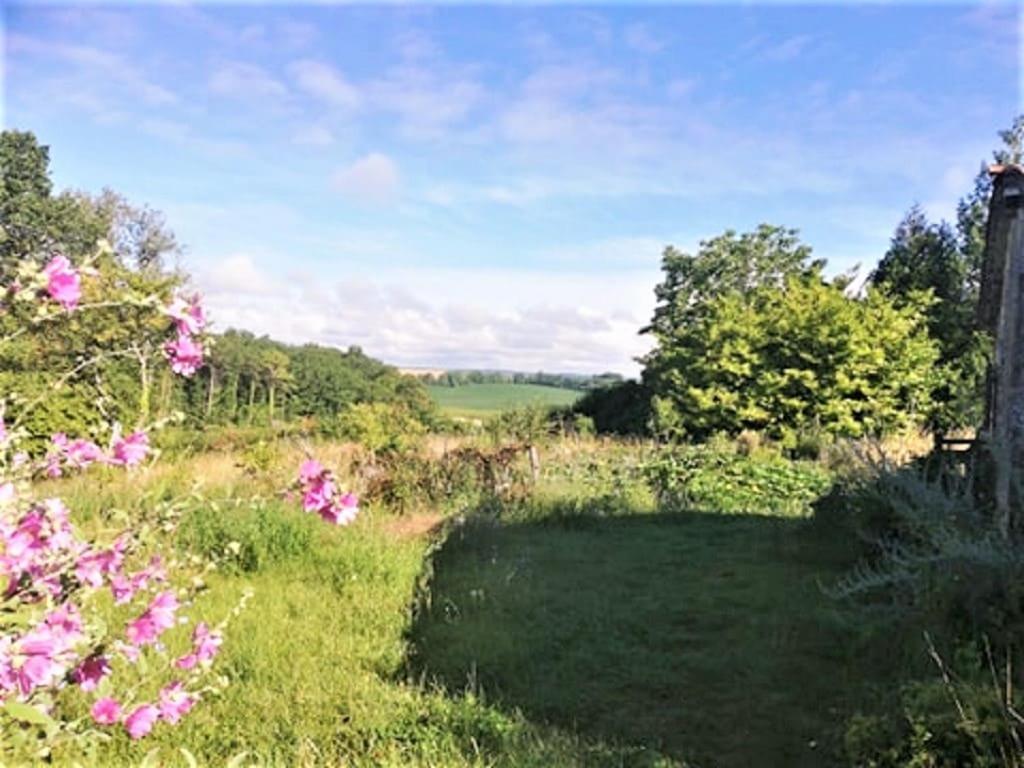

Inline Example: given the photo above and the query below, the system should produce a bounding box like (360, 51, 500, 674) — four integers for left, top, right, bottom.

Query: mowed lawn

(427, 383, 581, 417)
(408, 506, 902, 768)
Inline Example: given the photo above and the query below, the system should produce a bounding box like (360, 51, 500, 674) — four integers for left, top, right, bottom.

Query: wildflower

(124, 703, 159, 739)
(166, 295, 206, 336)
(164, 333, 204, 377)
(110, 431, 149, 467)
(157, 681, 196, 724)
(126, 591, 179, 646)
(91, 697, 122, 725)
(42, 255, 81, 311)
(175, 621, 221, 669)
(74, 655, 110, 691)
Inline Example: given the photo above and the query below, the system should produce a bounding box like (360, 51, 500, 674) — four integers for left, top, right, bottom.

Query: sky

(2, 1, 1021, 375)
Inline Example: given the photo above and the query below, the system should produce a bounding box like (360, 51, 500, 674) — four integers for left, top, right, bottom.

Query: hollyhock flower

(74, 655, 110, 691)
(157, 681, 196, 724)
(126, 590, 178, 646)
(320, 499, 358, 526)
(110, 431, 149, 467)
(91, 697, 122, 725)
(42, 255, 81, 311)
(166, 295, 206, 336)
(124, 703, 159, 739)
(64, 438, 104, 469)
(164, 333, 204, 377)
(0, 482, 15, 506)
(0, 416, 6, 445)
(176, 622, 221, 669)
(302, 476, 335, 514)
(298, 459, 324, 483)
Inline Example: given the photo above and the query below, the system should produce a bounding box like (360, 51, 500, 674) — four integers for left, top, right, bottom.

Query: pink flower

(42, 255, 81, 311)
(74, 655, 110, 691)
(91, 697, 122, 725)
(320, 500, 358, 526)
(124, 703, 159, 739)
(125, 591, 178, 646)
(164, 333, 204, 377)
(65, 438, 104, 469)
(302, 476, 335, 514)
(298, 459, 324, 483)
(0, 482, 15, 506)
(110, 431, 149, 467)
(175, 621, 221, 668)
(157, 681, 196, 724)
(166, 295, 206, 336)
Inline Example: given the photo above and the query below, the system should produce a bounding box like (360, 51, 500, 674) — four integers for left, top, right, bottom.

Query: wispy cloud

(332, 153, 400, 203)
(208, 62, 287, 101)
(290, 59, 360, 109)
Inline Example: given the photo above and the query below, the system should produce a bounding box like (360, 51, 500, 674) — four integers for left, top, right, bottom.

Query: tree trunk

(248, 378, 256, 424)
(268, 382, 275, 425)
(205, 365, 217, 418)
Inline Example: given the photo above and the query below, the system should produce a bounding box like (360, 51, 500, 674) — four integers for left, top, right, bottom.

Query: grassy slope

(427, 383, 581, 417)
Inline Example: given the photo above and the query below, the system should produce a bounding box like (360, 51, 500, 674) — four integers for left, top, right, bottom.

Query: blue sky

(3, 2, 1020, 374)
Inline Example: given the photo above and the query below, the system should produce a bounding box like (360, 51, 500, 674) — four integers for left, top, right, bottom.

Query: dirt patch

(383, 513, 445, 539)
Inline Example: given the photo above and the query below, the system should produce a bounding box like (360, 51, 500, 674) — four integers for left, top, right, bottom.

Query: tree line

(425, 370, 623, 391)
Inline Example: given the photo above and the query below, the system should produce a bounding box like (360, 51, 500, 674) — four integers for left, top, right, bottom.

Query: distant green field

(427, 382, 581, 416)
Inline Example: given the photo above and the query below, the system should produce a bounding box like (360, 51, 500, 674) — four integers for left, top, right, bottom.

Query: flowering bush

(0, 250, 235, 759)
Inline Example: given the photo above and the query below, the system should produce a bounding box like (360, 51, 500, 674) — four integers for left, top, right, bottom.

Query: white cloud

(290, 59, 360, 109)
(369, 66, 484, 135)
(8, 33, 176, 106)
(208, 62, 287, 100)
(190, 255, 656, 375)
(331, 153, 400, 203)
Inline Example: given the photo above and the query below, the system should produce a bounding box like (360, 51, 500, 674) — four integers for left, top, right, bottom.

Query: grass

(42, 436, 910, 766)
(427, 383, 581, 417)
(47, 443, 694, 766)
(408, 502, 901, 767)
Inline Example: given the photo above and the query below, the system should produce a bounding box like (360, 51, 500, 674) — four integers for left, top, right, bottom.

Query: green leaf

(2, 700, 56, 727)
(179, 747, 199, 768)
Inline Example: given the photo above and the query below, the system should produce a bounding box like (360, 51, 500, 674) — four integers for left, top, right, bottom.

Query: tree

(642, 224, 823, 341)
(649, 274, 937, 439)
(0, 131, 107, 273)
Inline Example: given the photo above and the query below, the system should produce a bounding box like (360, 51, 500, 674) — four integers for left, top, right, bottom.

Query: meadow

(38, 432, 926, 767)
(427, 383, 581, 418)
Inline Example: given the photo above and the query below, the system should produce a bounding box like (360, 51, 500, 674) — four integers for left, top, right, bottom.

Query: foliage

(642, 223, 823, 341)
(571, 379, 652, 436)
(642, 445, 832, 517)
(646, 269, 938, 439)
(333, 402, 427, 457)
(845, 640, 1024, 768)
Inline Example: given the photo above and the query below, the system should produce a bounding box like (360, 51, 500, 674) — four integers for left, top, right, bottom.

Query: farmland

(427, 383, 581, 417)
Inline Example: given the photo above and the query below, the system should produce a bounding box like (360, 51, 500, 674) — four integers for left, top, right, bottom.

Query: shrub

(643, 446, 831, 517)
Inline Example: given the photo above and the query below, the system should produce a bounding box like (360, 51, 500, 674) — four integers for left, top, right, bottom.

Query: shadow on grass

(404, 503, 900, 768)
